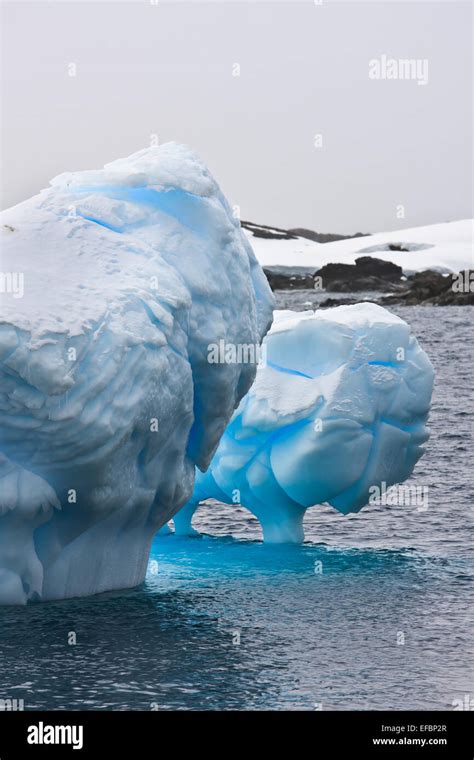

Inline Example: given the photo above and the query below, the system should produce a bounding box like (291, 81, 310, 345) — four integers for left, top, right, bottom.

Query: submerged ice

(0, 143, 274, 603)
(174, 304, 434, 542)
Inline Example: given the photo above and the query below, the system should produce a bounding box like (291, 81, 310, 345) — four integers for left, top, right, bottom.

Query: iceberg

(0, 143, 274, 603)
(174, 304, 434, 542)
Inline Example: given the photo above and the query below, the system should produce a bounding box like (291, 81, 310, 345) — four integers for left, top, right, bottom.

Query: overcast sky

(1, 0, 472, 234)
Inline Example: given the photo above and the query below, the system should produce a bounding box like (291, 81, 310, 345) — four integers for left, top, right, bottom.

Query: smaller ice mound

(174, 303, 434, 543)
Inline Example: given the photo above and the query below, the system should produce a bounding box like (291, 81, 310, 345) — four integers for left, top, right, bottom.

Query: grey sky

(1, 0, 472, 234)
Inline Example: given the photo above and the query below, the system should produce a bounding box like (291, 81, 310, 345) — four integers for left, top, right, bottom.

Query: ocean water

(0, 302, 472, 711)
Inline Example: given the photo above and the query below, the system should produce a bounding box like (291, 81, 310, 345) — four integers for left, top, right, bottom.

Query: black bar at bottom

(0, 710, 472, 758)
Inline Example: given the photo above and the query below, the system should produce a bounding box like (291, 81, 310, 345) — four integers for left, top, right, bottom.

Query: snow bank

(174, 303, 434, 542)
(246, 219, 473, 274)
(0, 143, 274, 603)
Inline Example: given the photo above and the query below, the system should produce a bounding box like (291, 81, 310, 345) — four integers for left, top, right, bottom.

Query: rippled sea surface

(0, 301, 472, 710)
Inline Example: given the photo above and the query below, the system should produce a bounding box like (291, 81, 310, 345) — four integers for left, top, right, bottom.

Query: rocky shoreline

(263, 257, 474, 306)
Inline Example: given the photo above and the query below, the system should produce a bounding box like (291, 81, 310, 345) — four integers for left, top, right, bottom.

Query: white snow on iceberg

(0, 143, 274, 603)
(174, 303, 434, 543)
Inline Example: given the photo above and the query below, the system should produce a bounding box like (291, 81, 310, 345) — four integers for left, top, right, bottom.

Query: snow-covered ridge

(246, 219, 473, 274)
(0, 143, 274, 603)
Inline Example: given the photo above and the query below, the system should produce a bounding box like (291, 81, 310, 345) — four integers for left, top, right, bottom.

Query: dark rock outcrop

(309, 270, 474, 308)
(241, 221, 298, 240)
(288, 228, 369, 244)
(241, 220, 370, 244)
(383, 270, 474, 306)
(318, 296, 361, 308)
(315, 256, 405, 292)
(264, 266, 315, 290)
